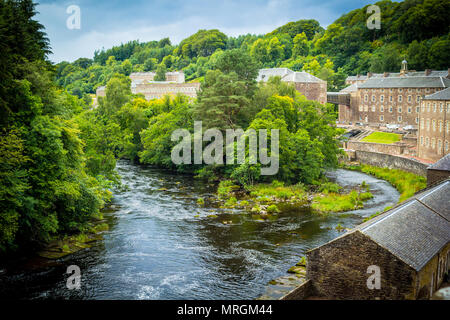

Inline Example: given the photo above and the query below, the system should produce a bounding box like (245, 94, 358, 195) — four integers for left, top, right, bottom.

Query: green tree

(154, 63, 167, 81)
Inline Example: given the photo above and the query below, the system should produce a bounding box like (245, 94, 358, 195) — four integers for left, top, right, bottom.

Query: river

(0, 161, 399, 299)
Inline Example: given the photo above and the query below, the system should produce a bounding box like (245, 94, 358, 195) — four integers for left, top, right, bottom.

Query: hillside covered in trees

(0, 0, 448, 256)
(56, 0, 449, 102)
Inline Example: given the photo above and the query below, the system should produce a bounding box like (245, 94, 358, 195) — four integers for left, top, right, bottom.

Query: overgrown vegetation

(342, 164, 427, 202)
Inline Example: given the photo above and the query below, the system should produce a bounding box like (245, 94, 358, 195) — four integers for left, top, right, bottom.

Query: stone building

(427, 154, 450, 186)
(95, 71, 201, 101)
(296, 179, 450, 300)
(417, 87, 450, 162)
(257, 68, 327, 104)
(356, 76, 450, 127)
(338, 64, 450, 127)
(130, 71, 185, 83)
(131, 82, 201, 100)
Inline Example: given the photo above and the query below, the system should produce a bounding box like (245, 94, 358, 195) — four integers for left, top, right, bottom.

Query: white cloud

(36, 0, 352, 62)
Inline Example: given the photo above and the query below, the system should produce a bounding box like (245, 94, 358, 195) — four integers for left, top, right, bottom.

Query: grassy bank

(341, 163, 426, 203)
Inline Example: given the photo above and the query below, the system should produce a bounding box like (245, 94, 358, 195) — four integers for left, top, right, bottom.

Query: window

(399, 88, 403, 93)
(389, 96, 393, 102)
(440, 103, 444, 113)
(380, 95, 384, 102)
(432, 119, 436, 131)
(408, 95, 412, 102)
(416, 106, 420, 113)
(426, 119, 430, 131)
(420, 136, 424, 145)
(439, 121, 443, 132)
(380, 106, 384, 112)
(398, 95, 403, 102)
(426, 88, 430, 93)
(371, 95, 376, 102)
(417, 88, 421, 93)
(438, 140, 442, 154)
(398, 106, 402, 113)
(371, 106, 376, 112)
(364, 105, 368, 112)
(389, 106, 393, 113)
(431, 138, 435, 149)
(359, 105, 363, 112)
(398, 116, 402, 122)
(421, 118, 425, 129)
(426, 137, 429, 147)
(433, 103, 437, 112)
(408, 107, 412, 113)
(427, 103, 431, 112)
(408, 88, 412, 92)
(447, 103, 450, 113)
(415, 117, 419, 124)
(364, 95, 368, 102)
(380, 115, 384, 121)
(416, 95, 420, 103)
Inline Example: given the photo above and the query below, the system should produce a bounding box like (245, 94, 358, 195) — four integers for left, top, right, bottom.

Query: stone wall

(352, 150, 428, 176)
(306, 231, 416, 300)
(280, 280, 313, 300)
(347, 140, 406, 155)
(427, 169, 450, 186)
(294, 82, 327, 105)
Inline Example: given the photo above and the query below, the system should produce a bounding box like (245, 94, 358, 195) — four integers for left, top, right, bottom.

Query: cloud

(35, 0, 374, 63)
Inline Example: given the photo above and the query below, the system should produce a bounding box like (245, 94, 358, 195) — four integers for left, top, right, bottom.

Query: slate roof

(428, 154, 450, 172)
(423, 87, 450, 101)
(355, 180, 450, 271)
(340, 83, 358, 92)
(358, 76, 450, 89)
(346, 70, 449, 82)
(257, 68, 324, 83)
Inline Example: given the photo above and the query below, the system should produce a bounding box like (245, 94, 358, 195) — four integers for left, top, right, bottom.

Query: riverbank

(263, 163, 427, 299)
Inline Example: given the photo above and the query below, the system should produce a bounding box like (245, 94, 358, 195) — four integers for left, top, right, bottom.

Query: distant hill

(56, 0, 449, 99)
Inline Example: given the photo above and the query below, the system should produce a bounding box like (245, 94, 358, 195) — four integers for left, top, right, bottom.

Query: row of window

(422, 102, 450, 113)
(419, 137, 449, 153)
(362, 88, 434, 94)
(359, 105, 421, 113)
(364, 94, 422, 103)
(420, 119, 450, 133)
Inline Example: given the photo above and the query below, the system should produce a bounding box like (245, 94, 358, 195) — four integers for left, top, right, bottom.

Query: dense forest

(56, 0, 450, 101)
(1, 0, 449, 255)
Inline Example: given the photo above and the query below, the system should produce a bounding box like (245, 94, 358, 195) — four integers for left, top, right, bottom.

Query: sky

(35, 0, 377, 63)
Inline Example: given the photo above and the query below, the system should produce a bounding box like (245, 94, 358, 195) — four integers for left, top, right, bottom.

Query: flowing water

(0, 161, 399, 300)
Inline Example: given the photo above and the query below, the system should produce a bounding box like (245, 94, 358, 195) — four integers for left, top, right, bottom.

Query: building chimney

(367, 72, 373, 78)
(425, 69, 431, 76)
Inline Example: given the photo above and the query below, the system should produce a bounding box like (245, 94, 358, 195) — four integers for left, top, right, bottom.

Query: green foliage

(343, 164, 427, 203)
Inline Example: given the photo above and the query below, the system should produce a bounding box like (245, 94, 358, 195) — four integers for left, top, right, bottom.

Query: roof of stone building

(355, 180, 450, 271)
(358, 76, 450, 89)
(428, 154, 450, 172)
(423, 87, 450, 101)
(340, 83, 358, 92)
(283, 71, 325, 83)
(346, 70, 449, 81)
(257, 68, 324, 83)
